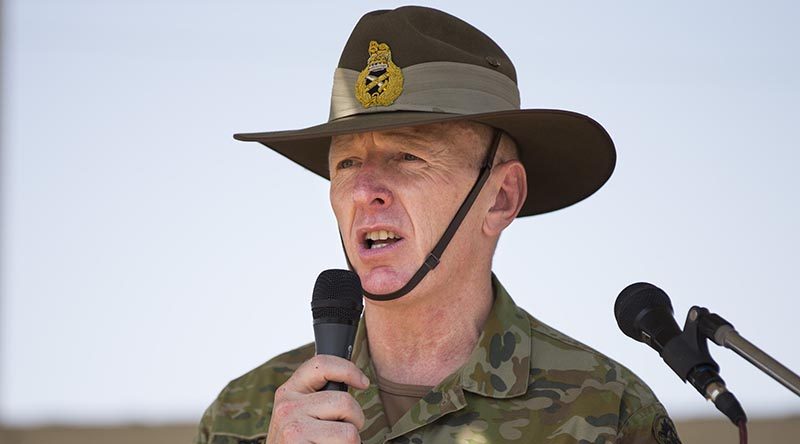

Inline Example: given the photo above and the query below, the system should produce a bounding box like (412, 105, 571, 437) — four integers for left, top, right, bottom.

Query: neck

(364, 270, 494, 386)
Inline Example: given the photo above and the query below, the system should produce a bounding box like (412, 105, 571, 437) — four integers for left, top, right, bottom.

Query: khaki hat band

(329, 61, 521, 121)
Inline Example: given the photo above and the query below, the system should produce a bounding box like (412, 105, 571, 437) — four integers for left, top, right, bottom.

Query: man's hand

(267, 355, 370, 444)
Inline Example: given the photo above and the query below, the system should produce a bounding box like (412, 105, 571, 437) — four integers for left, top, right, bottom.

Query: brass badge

(355, 40, 404, 108)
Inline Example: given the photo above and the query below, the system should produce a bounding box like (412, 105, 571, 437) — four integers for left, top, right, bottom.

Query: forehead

(330, 121, 490, 157)
(330, 124, 460, 151)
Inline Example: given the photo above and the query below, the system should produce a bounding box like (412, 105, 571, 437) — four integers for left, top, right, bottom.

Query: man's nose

(352, 161, 393, 208)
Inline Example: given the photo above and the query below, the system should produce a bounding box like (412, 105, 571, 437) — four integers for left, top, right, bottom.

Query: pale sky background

(2, 0, 799, 426)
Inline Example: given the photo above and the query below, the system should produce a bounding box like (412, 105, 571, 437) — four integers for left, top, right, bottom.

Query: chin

(358, 266, 412, 296)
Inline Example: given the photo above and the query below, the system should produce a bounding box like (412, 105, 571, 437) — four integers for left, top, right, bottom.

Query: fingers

(267, 355, 369, 444)
(272, 391, 365, 430)
(305, 391, 366, 430)
(309, 421, 362, 444)
(274, 419, 361, 444)
(283, 355, 370, 395)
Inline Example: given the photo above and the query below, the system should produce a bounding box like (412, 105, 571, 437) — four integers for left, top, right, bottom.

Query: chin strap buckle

(424, 253, 441, 270)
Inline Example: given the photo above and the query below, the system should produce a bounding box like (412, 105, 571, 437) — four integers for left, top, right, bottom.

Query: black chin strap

(340, 129, 503, 301)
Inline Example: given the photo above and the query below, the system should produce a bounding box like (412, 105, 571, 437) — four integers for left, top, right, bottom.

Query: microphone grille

(311, 269, 364, 323)
(614, 282, 673, 340)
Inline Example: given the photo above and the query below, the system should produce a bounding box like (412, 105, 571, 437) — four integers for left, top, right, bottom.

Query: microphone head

(311, 269, 364, 324)
(615, 282, 674, 341)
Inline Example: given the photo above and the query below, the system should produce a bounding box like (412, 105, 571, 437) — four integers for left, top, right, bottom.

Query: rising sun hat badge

(355, 40, 404, 108)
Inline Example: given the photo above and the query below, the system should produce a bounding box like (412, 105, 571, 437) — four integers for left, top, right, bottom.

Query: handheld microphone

(615, 282, 746, 425)
(311, 269, 364, 391)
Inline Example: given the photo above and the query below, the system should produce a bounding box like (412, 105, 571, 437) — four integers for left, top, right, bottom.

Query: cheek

(402, 175, 467, 239)
(412, 168, 474, 204)
(329, 181, 352, 225)
(398, 165, 448, 186)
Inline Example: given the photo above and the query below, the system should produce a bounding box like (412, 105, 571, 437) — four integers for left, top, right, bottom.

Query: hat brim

(233, 109, 615, 217)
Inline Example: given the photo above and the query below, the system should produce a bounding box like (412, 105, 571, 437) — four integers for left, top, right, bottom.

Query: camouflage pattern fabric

(196, 276, 680, 443)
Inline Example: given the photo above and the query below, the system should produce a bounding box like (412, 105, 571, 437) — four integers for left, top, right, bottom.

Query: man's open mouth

(364, 230, 403, 249)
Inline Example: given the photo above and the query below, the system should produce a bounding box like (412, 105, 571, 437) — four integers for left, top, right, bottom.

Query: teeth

(365, 230, 399, 241)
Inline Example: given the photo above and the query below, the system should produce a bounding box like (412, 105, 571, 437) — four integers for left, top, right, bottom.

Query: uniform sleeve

(194, 401, 216, 444)
(617, 402, 681, 444)
(191, 343, 316, 444)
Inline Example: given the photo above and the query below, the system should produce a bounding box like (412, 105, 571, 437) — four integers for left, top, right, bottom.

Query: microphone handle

(714, 325, 800, 397)
(314, 322, 358, 392)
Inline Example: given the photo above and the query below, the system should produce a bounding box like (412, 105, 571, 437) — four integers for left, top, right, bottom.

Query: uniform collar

(348, 274, 531, 442)
(350, 274, 531, 398)
(458, 274, 531, 398)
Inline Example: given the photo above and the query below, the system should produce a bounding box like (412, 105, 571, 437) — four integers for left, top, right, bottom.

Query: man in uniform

(196, 6, 681, 444)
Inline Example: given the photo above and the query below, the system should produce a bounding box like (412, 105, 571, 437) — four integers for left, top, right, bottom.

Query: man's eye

(402, 153, 421, 161)
(337, 159, 355, 169)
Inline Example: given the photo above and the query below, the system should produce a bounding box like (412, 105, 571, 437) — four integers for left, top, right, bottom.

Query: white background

(2, 0, 798, 425)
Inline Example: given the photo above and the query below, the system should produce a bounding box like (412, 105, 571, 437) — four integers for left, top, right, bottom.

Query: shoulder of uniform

(525, 309, 661, 405)
(522, 310, 675, 440)
(204, 342, 315, 426)
(224, 342, 316, 394)
(527, 309, 603, 354)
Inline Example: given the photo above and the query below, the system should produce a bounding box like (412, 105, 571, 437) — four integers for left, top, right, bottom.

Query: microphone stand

(663, 308, 746, 426)
(695, 308, 800, 397)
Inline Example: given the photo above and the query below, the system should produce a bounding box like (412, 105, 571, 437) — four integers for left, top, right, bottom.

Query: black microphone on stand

(614, 282, 746, 426)
(311, 269, 364, 391)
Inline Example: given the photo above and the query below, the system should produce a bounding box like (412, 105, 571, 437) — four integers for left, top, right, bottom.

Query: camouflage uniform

(196, 276, 680, 443)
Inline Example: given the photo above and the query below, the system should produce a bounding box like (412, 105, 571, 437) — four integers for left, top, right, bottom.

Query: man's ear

(483, 160, 527, 237)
